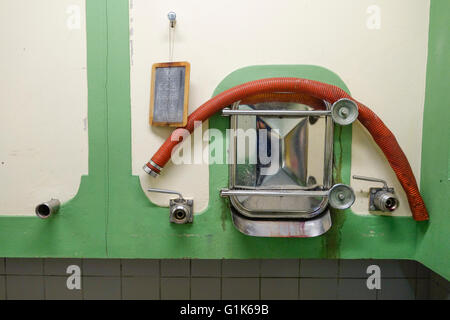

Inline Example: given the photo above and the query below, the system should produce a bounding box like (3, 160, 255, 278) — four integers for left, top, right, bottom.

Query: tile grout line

(298, 259, 301, 300)
(189, 259, 192, 300)
(336, 259, 341, 300)
(120, 259, 123, 300)
(158, 259, 161, 300)
(258, 259, 261, 300)
(81, 259, 85, 300)
(42, 259, 46, 300)
(4, 258, 7, 300)
(219, 259, 223, 300)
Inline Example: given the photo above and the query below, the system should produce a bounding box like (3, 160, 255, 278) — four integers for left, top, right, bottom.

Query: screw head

(339, 108, 349, 118)
(167, 11, 176, 21)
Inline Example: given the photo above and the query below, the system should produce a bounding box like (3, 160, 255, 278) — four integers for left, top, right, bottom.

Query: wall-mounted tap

(147, 188, 193, 224)
(353, 175, 399, 212)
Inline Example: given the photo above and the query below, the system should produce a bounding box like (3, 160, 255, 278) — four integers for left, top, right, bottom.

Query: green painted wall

(0, 0, 447, 279)
(0, 0, 109, 258)
(415, 0, 450, 280)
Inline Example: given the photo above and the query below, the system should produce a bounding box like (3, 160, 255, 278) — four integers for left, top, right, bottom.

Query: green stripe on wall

(416, 0, 450, 280)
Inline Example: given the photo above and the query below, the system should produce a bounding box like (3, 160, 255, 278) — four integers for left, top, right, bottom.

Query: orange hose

(145, 78, 429, 221)
(241, 92, 326, 109)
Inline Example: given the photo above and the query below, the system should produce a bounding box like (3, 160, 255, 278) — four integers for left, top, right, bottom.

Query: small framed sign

(149, 61, 190, 127)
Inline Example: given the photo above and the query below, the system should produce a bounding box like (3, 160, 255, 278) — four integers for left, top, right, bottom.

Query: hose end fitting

(143, 161, 161, 178)
(35, 199, 60, 219)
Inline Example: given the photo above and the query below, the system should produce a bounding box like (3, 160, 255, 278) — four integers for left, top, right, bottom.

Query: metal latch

(221, 183, 356, 211)
(147, 188, 194, 224)
(352, 175, 399, 212)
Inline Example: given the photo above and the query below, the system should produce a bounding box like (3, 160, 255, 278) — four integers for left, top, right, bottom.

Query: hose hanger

(143, 77, 429, 221)
(167, 11, 176, 62)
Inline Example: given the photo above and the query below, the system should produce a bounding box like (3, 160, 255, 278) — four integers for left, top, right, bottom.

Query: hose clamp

(149, 160, 162, 171)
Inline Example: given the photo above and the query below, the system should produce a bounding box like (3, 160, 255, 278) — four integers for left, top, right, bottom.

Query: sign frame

(149, 61, 190, 127)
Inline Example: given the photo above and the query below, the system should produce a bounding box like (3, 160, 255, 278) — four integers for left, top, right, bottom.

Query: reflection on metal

(223, 100, 355, 237)
(353, 175, 399, 212)
(328, 184, 356, 210)
(226, 102, 332, 219)
(167, 11, 176, 28)
(35, 199, 60, 219)
(222, 108, 331, 117)
(221, 188, 329, 197)
(231, 207, 332, 238)
(169, 197, 194, 224)
(147, 188, 194, 224)
(330, 98, 359, 125)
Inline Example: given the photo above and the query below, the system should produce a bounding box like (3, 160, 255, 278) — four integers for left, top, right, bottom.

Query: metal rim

(328, 184, 355, 210)
(331, 98, 358, 125)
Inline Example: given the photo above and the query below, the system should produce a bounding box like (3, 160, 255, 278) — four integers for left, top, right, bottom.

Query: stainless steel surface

(353, 175, 398, 212)
(373, 190, 398, 212)
(227, 101, 334, 219)
(323, 104, 334, 188)
(330, 98, 358, 125)
(221, 183, 352, 200)
(169, 198, 194, 224)
(230, 208, 332, 237)
(143, 165, 159, 177)
(149, 160, 162, 171)
(220, 188, 329, 197)
(328, 184, 355, 210)
(222, 108, 331, 117)
(35, 199, 60, 219)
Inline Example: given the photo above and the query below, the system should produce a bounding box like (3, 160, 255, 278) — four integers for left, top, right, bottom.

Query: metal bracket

(221, 183, 355, 211)
(221, 98, 358, 126)
(147, 188, 194, 224)
(352, 175, 399, 212)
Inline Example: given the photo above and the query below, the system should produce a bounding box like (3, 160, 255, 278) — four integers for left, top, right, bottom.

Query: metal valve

(147, 188, 193, 224)
(352, 175, 399, 212)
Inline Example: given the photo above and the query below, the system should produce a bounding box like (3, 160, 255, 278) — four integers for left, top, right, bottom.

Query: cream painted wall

(0, 0, 88, 215)
(130, 0, 430, 217)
